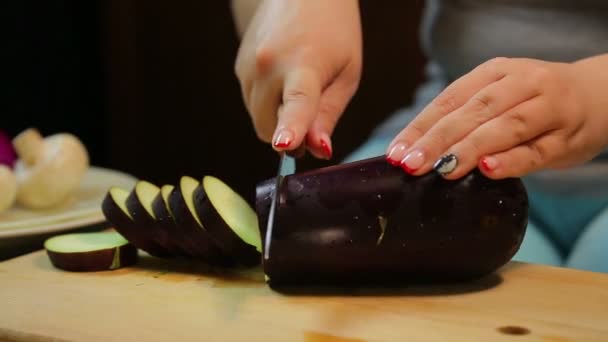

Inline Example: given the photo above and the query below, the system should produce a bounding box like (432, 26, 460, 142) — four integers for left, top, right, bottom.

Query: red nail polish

(386, 143, 408, 167)
(274, 140, 291, 148)
(481, 159, 491, 172)
(386, 156, 400, 166)
(273, 131, 293, 148)
(400, 149, 425, 174)
(400, 163, 417, 174)
(320, 139, 332, 158)
(481, 156, 498, 172)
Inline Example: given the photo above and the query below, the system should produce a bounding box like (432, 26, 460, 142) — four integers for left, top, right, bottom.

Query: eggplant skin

(125, 190, 178, 257)
(167, 187, 236, 267)
(150, 193, 194, 258)
(256, 156, 529, 285)
(193, 185, 261, 267)
(46, 244, 138, 272)
(101, 192, 169, 258)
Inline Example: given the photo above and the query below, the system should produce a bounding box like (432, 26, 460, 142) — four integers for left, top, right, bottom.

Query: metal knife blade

(263, 152, 295, 261)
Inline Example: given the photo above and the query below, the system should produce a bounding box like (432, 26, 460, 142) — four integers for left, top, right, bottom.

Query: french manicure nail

(433, 153, 459, 176)
(401, 149, 425, 174)
(481, 156, 498, 172)
(273, 129, 294, 148)
(386, 143, 408, 166)
(320, 138, 333, 159)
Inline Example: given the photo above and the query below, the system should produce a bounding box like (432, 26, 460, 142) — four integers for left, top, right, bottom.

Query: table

(1, 250, 607, 341)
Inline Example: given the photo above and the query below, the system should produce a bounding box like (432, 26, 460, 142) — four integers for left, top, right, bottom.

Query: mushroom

(0, 165, 17, 213)
(12, 128, 90, 209)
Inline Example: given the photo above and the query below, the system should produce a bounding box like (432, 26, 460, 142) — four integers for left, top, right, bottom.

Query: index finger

(272, 67, 322, 152)
(386, 58, 512, 156)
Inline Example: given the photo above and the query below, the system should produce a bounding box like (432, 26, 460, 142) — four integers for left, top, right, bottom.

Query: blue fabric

(565, 207, 608, 273)
(522, 182, 608, 254)
(512, 222, 562, 267)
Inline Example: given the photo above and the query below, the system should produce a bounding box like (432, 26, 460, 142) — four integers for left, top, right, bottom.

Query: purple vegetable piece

(0, 130, 16, 169)
(255, 156, 529, 286)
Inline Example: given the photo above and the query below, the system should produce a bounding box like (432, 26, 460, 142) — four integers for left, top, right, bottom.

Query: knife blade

(263, 152, 295, 261)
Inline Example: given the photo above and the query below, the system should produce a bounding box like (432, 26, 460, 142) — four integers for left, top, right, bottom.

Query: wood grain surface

(1, 250, 607, 342)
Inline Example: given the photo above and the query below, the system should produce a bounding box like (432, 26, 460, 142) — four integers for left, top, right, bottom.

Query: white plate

(0, 166, 138, 238)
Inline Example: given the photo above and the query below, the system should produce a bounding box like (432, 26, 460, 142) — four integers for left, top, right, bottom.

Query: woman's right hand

(234, 0, 362, 159)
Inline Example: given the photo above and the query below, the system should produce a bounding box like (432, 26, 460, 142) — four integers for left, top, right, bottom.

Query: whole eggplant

(256, 156, 528, 285)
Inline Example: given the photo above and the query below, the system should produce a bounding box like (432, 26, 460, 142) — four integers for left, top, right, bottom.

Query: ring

(433, 153, 458, 176)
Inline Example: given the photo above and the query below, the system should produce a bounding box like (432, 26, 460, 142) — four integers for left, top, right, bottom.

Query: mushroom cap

(14, 132, 89, 209)
(0, 165, 17, 213)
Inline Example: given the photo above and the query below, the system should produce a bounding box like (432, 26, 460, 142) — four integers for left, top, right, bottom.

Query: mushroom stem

(13, 128, 45, 166)
(0, 165, 17, 213)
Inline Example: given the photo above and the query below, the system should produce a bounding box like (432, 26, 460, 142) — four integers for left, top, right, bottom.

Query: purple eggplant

(45, 231, 138, 272)
(102, 187, 169, 258)
(256, 156, 528, 286)
(167, 176, 236, 266)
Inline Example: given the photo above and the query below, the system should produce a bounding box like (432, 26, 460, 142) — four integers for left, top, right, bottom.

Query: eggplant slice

(193, 176, 261, 267)
(151, 184, 192, 257)
(102, 187, 168, 257)
(126, 180, 180, 256)
(45, 231, 138, 272)
(168, 176, 234, 266)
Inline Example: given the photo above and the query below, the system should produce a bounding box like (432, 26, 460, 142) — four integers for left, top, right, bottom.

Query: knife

(263, 151, 296, 261)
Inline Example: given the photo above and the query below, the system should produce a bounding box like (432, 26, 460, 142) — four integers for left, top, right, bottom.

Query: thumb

(272, 68, 321, 152)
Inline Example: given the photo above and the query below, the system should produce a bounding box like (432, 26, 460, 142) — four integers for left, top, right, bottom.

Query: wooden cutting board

(1, 250, 608, 342)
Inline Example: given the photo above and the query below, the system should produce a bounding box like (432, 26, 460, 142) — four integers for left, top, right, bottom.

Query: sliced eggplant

(101, 187, 168, 257)
(193, 176, 261, 267)
(256, 156, 529, 286)
(151, 184, 199, 257)
(45, 231, 138, 272)
(168, 176, 234, 266)
(125, 180, 179, 256)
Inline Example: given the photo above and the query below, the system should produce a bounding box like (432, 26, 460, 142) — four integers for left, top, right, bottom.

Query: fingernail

(273, 129, 294, 148)
(386, 143, 408, 166)
(481, 156, 498, 172)
(320, 138, 333, 159)
(400, 149, 425, 174)
(433, 153, 458, 176)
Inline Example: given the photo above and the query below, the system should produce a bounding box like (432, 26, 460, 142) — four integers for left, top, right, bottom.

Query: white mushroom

(12, 128, 89, 209)
(0, 165, 17, 213)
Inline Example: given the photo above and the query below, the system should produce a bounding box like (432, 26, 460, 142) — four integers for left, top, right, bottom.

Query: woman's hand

(386, 56, 608, 179)
(234, 0, 362, 159)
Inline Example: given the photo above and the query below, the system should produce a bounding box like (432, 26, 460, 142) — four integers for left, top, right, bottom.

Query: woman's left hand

(386, 56, 608, 179)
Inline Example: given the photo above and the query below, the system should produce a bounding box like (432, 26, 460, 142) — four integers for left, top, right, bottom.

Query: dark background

(4, 1, 426, 203)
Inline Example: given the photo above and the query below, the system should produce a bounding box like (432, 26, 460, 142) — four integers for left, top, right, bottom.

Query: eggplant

(45, 231, 138, 272)
(193, 176, 262, 267)
(101, 187, 169, 257)
(167, 176, 235, 266)
(150, 184, 194, 257)
(255, 156, 528, 286)
(125, 181, 180, 256)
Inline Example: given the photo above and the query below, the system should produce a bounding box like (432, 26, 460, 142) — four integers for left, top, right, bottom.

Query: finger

(249, 78, 283, 142)
(273, 67, 322, 151)
(404, 74, 541, 176)
(436, 97, 556, 179)
(306, 65, 360, 159)
(477, 135, 564, 179)
(240, 78, 254, 114)
(287, 143, 307, 159)
(387, 57, 513, 162)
